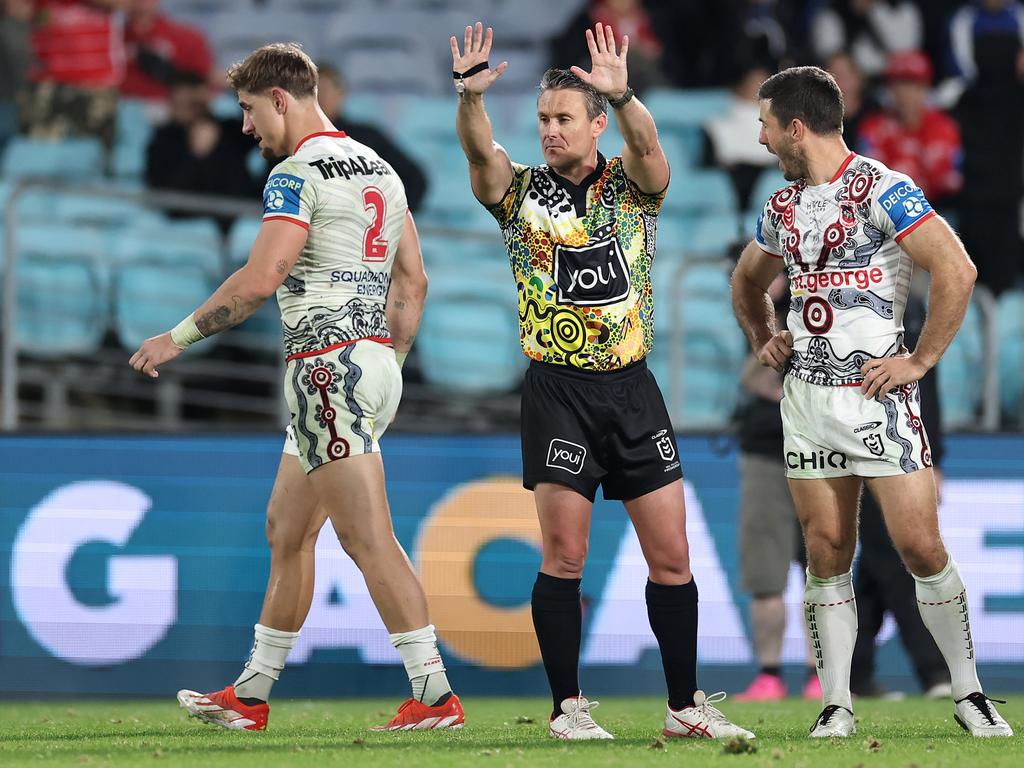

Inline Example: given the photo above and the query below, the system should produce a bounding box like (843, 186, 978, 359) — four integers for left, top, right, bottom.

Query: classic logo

(786, 450, 848, 470)
(651, 429, 676, 462)
(854, 421, 882, 434)
(546, 439, 587, 474)
(862, 433, 885, 456)
(553, 239, 630, 307)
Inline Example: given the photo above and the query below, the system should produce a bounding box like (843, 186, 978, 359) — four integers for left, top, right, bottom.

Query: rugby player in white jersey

(732, 65, 1012, 739)
(129, 42, 464, 732)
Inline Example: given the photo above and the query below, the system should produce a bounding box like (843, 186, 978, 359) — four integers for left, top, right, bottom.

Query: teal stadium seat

(664, 169, 738, 215)
(688, 210, 741, 257)
(655, 212, 689, 259)
(1, 136, 105, 179)
(750, 167, 789, 208)
(998, 290, 1024, 425)
(114, 263, 216, 351)
(644, 88, 733, 126)
(14, 224, 109, 356)
(416, 263, 525, 394)
(938, 295, 985, 430)
(419, 234, 509, 280)
(113, 219, 224, 275)
(652, 259, 746, 429)
(227, 217, 262, 267)
(113, 99, 155, 180)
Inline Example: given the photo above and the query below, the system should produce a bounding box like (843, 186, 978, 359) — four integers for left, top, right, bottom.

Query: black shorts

(521, 359, 683, 502)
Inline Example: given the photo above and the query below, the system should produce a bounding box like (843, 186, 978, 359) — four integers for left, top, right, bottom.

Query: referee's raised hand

(450, 22, 508, 96)
(570, 22, 629, 101)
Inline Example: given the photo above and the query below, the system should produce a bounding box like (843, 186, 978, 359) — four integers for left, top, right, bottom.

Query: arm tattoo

(393, 299, 407, 310)
(275, 259, 288, 275)
(196, 295, 262, 337)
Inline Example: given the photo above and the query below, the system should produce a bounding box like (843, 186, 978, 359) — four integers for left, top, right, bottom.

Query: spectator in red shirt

(856, 50, 962, 206)
(21, 0, 125, 148)
(122, 0, 212, 102)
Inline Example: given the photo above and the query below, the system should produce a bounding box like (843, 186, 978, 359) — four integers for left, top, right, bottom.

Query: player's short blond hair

(227, 42, 318, 98)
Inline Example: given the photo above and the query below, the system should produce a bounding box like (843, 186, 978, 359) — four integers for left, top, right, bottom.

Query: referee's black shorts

(521, 358, 683, 502)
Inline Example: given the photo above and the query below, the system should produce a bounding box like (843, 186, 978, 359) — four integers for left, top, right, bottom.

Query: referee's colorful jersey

(485, 152, 664, 372)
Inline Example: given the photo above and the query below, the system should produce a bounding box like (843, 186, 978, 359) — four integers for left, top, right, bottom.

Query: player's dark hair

(757, 66, 844, 136)
(538, 68, 607, 120)
(228, 42, 317, 98)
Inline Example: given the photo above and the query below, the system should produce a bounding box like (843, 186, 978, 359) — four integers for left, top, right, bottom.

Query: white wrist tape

(169, 314, 206, 349)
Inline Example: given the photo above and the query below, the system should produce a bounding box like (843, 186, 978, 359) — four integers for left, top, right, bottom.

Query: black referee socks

(531, 572, 583, 717)
(646, 578, 699, 711)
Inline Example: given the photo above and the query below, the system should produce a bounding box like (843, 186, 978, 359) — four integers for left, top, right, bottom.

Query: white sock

(914, 556, 981, 700)
(234, 623, 300, 702)
(804, 569, 856, 712)
(390, 624, 452, 706)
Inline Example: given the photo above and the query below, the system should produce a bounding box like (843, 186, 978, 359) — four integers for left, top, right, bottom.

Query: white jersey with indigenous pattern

(262, 131, 407, 359)
(755, 153, 936, 387)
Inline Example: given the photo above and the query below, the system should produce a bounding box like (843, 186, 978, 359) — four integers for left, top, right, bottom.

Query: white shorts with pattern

(781, 375, 932, 479)
(282, 340, 401, 473)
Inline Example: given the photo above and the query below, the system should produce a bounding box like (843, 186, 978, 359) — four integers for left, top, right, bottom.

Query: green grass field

(0, 696, 1020, 767)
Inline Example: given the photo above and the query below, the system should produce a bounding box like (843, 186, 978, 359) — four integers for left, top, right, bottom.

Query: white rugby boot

(954, 692, 1013, 737)
(809, 704, 856, 738)
(663, 690, 756, 740)
(548, 695, 614, 740)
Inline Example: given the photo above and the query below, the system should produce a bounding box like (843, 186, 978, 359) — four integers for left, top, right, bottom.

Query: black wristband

(453, 61, 489, 80)
(608, 87, 634, 109)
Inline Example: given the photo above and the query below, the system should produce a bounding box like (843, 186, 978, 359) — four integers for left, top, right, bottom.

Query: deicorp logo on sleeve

(546, 439, 586, 474)
(880, 180, 932, 233)
(264, 174, 305, 215)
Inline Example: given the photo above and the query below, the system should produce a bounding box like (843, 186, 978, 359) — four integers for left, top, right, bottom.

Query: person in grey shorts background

(734, 274, 819, 702)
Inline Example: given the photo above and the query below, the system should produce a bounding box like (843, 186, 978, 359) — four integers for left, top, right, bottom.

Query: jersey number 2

(362, 187, 388, 262)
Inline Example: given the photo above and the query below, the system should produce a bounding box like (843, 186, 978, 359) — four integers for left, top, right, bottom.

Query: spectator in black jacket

(145, 71, 262, 232)
(851, 291, 951, 698)
(953, 32, 1024, 295)
(316, 63, 427, 212)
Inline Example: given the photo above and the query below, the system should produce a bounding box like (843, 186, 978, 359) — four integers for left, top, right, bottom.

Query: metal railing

(0, 179, 1010, 433)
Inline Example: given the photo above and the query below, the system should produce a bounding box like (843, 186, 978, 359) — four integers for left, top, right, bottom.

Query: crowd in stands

(1, 0, 1023, 429)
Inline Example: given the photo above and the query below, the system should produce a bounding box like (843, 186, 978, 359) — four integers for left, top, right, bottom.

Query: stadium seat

(750, 167, 789, 207)
(656, 212, 689, 258)
(114, 263, 217, 350)
(688, 210, 742, 257)
(664, 169, 738, 215)
(323, 12, 445, 94)
(644, 88, 733, 127)
(939, 295, 985, 430)
(53, 191, 164, 231)
(206, 10, 324, 78)
(419, 234, 509, 276)
(654, 259, 746, 429)
(115, 99, 154, 149)
(1, 137, 105, 179)
(227, 217, 263, 267)
(13, 224, 109, 356)
(416, 264, 525, 394)
(113, 221, 224, 276)
(998, 289, 1024, 425)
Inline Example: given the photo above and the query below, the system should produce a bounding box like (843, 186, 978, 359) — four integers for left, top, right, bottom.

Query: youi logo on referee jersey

(546, 439, 587, 474)
(553, 239, 630, 306)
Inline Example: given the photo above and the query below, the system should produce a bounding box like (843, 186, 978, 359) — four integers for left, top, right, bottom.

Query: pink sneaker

(802, 675, 822, 701)
(734, 673, 786, 701)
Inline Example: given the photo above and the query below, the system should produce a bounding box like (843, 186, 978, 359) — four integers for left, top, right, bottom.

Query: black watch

(608, 87, 634, 109)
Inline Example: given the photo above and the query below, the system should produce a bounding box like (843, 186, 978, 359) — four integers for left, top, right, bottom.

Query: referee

(451, 21, 753, 741)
